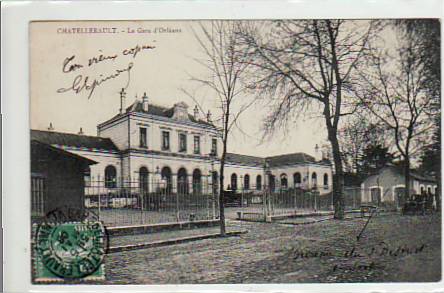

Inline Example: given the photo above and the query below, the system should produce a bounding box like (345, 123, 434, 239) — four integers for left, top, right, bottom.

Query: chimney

(314, 144, 321, 161)
(78, 127, 84, 135)
(47, 122, 54, 131)
(206, 110, 212, 122)
(119, 88, 126, 114)
(142, 92, 149, 112)
(193, 105, 199, 120)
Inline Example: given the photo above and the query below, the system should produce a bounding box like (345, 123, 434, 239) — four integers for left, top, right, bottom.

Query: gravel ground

(103, 213, 441, 284)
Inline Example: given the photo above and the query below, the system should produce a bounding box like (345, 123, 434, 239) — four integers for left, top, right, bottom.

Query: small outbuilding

(31, 140, 97, 219)
(360, 164, 438, 208)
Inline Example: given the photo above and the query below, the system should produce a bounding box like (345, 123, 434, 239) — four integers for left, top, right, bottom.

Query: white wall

(269, 163, 332, 195)
(224, 164, 264, 191)
(99, 112, 221, 158)
(98, 116, 129, 150)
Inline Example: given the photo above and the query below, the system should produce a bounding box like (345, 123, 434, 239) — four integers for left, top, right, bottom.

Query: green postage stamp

(33, 221, 106, 282)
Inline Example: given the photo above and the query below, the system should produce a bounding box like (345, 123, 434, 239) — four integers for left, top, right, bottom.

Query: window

(323, 173, 328, 189)
(194, 136, 200, 154)
(177, 168, 189, 194)
(139, 127, 147, 148)
(105, 165, 117, 188)
(293, 172, 301, 188)
(139, 167, 149, 193)
(31, 175, 46, 216)
(244, 174, 250, 190)
(179, 133, 187, 152)
(280, 174, 288, 189)
(212, 171, 219, 194)
(256, 175, 262, 190)
(231, 173, 238, 191)
(269, 175, 276, 192)
(211, 138, 217, 156)
(311, 172, 317, 189)
(162, 131, 170, 150)
(161, 166, 172, 192)
(193, 169, 202, 194)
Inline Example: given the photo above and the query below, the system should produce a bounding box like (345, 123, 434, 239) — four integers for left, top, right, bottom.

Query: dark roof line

(31, 140, 97, 165)
(99, 100, 216, 128)
(31, 129, 119, 152)
(225, 152, 330, 167)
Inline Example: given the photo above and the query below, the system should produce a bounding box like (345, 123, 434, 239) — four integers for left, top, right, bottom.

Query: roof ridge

(126, 99, 172, 112)
(31, 129, 109, 140)
(226, 152, 265, 159)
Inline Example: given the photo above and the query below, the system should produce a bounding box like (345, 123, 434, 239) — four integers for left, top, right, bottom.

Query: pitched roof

(226, 152, 329, 167)
(31, 140, 97, 165)
(376, 164, 437, 183)
(266, 153, 317, 167)
(102, 100, 215, 128)
(31, 129, 119, 152)
(225, 153, 264, 167)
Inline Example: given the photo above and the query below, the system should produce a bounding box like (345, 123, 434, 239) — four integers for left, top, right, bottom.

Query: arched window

(212, 171, 219, 194)
(177, 168, 189, 194)
(192, 169, 202, 195)
(139, 167, 149, 194)
(231, 173, 238, 191)
(244, 174, 250, 190)
(420, 186, 425, 194)
(256, 175, 262, 190)
(293, 172, 301, 188)
(311, 172, 318, 188)
(269, 174, 276, 192)
(105, 165, 117, 188)
(280, 173, 288, 189)
(427, 186, 432, 194)
(161, 166, 172, 192)
(323, 173, 328, 188)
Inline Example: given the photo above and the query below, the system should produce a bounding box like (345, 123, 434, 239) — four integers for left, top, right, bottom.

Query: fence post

(314, 192, 317, 212)
(97, 175, 101, 222)
(175, 180, 180, 222)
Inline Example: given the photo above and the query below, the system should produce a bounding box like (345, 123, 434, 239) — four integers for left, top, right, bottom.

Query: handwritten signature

(57, 62, 134, 100)
(57, 44, 155, 99)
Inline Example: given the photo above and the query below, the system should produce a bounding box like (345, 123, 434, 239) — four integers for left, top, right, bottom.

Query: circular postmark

(35, 220, 106, 279)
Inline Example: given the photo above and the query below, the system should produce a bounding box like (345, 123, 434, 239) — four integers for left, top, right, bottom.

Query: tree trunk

(329, 130, 345, 219)
(218, 120, 230, 237)
(218, 147, 227, 236)
(404, 157, 411, 201)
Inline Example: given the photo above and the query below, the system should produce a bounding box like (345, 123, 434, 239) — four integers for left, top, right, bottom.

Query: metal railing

(85, 177, 219, 227)
(232, 184, 363, 218)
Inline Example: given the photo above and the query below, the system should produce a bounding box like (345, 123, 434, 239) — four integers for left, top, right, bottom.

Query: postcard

(1, 1, 442, 289)
(26, 18, 442, 285)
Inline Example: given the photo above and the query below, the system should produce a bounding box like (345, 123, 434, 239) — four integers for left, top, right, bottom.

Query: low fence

(85, 178, 219, 227)
(234, 186, 363, 219)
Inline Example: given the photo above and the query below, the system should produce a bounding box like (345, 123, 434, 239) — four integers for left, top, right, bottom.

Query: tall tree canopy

(238, 20, 379, 219)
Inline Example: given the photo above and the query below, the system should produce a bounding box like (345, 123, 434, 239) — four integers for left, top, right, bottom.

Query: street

(104, 213, 441, 283)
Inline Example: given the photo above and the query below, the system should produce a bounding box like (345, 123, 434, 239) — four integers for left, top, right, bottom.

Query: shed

(31, 140, 97, 219)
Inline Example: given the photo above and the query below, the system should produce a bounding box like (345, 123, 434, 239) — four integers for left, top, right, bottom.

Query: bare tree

(355, 27, 437, 200)
(237, 20, 378, 219)
(338, 115, 387, 174)
(184, 21, 251, 235)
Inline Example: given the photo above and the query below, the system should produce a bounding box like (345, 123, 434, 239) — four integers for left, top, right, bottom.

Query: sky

(30, 20, 343, 158)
